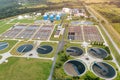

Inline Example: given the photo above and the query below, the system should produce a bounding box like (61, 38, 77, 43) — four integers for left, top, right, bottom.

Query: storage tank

(43, 14, 48, 20)
(49, 14, 54, 21)
(56, 15, 61, 20)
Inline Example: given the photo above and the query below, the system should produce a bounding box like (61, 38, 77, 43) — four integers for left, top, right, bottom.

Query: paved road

(48, 25, 66, 80)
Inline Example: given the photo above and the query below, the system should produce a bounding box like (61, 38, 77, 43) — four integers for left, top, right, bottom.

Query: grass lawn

(0, 56, 2, 59)
(0, 24, 14, 34)
(80, 71, 103, 80)
(112, 23, 120, 35)
(83, 0, 110, 3)
(0, 57, 52, 80)
(10, 41, 34, 56)
(35, 16, 43, 20)
(0, 20, 7, 26)
(10, 19, 34, 24)
(48, 0, 76, 3)
(0, 40, 18, 54)
(38, 42, 58, 58)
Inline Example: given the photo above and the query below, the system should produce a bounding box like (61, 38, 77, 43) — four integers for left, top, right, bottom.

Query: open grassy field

(0, 56, 2, 59)
(83, 0, 111, 3)
(0, 57, 52, 80)
(48, 0, 76, 3)
(35, 16, 43, 20)
(0, 40, 18, 54)
(0, 20, 7, 25)
(10, 18, 34, 24)
(38, 42, 58, 58)
(112, 23, 120, 34)
(0, 23, 14, 34)
(90, 4, 120, 48)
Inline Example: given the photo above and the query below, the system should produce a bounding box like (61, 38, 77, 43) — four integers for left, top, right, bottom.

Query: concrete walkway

(0, 52, 12, 64)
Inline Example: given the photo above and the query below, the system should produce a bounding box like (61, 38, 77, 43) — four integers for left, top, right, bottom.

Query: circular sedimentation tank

(0, 42, 9, 50)
(92, 62, 116, 79)
(88, 48, 108, 59)
(66, 47, 83, 57)
(37, 45, 53, 54)
(17, 44, 33, 53)
(64, 60, 86, 76)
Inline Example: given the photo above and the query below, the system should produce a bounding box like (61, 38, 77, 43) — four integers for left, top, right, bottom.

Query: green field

(10, 18, 34, 24)
(0, 56, 2, 59)
(48, 0, 76, 3)
(90, 3, 120, 48)
(83, 0, 111, 3)
(112, 23, 120, 35)
(0, 23, 14, 34)
(0, 57, 52, 80)
(35, 16, 43, 20)
(0, 40, 18, 54)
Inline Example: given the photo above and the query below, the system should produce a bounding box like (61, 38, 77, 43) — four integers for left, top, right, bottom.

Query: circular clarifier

(66, 47, 84, 57)
(17, 44, 33, 53)
(37, 45, 53, 54)
(64, 60, 86, 76)
(0, 42, 9, 50)
(88, 48, 108, 59)
(92, 62, 116, 79)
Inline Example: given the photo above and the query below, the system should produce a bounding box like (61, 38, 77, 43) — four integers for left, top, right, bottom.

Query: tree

(85, 75, 100, 80)
(55, 61, 62, 68)
(60, 54, 69, 62)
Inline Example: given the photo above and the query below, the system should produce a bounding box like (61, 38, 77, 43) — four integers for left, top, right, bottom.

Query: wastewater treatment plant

(0, 0, 120, 80)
